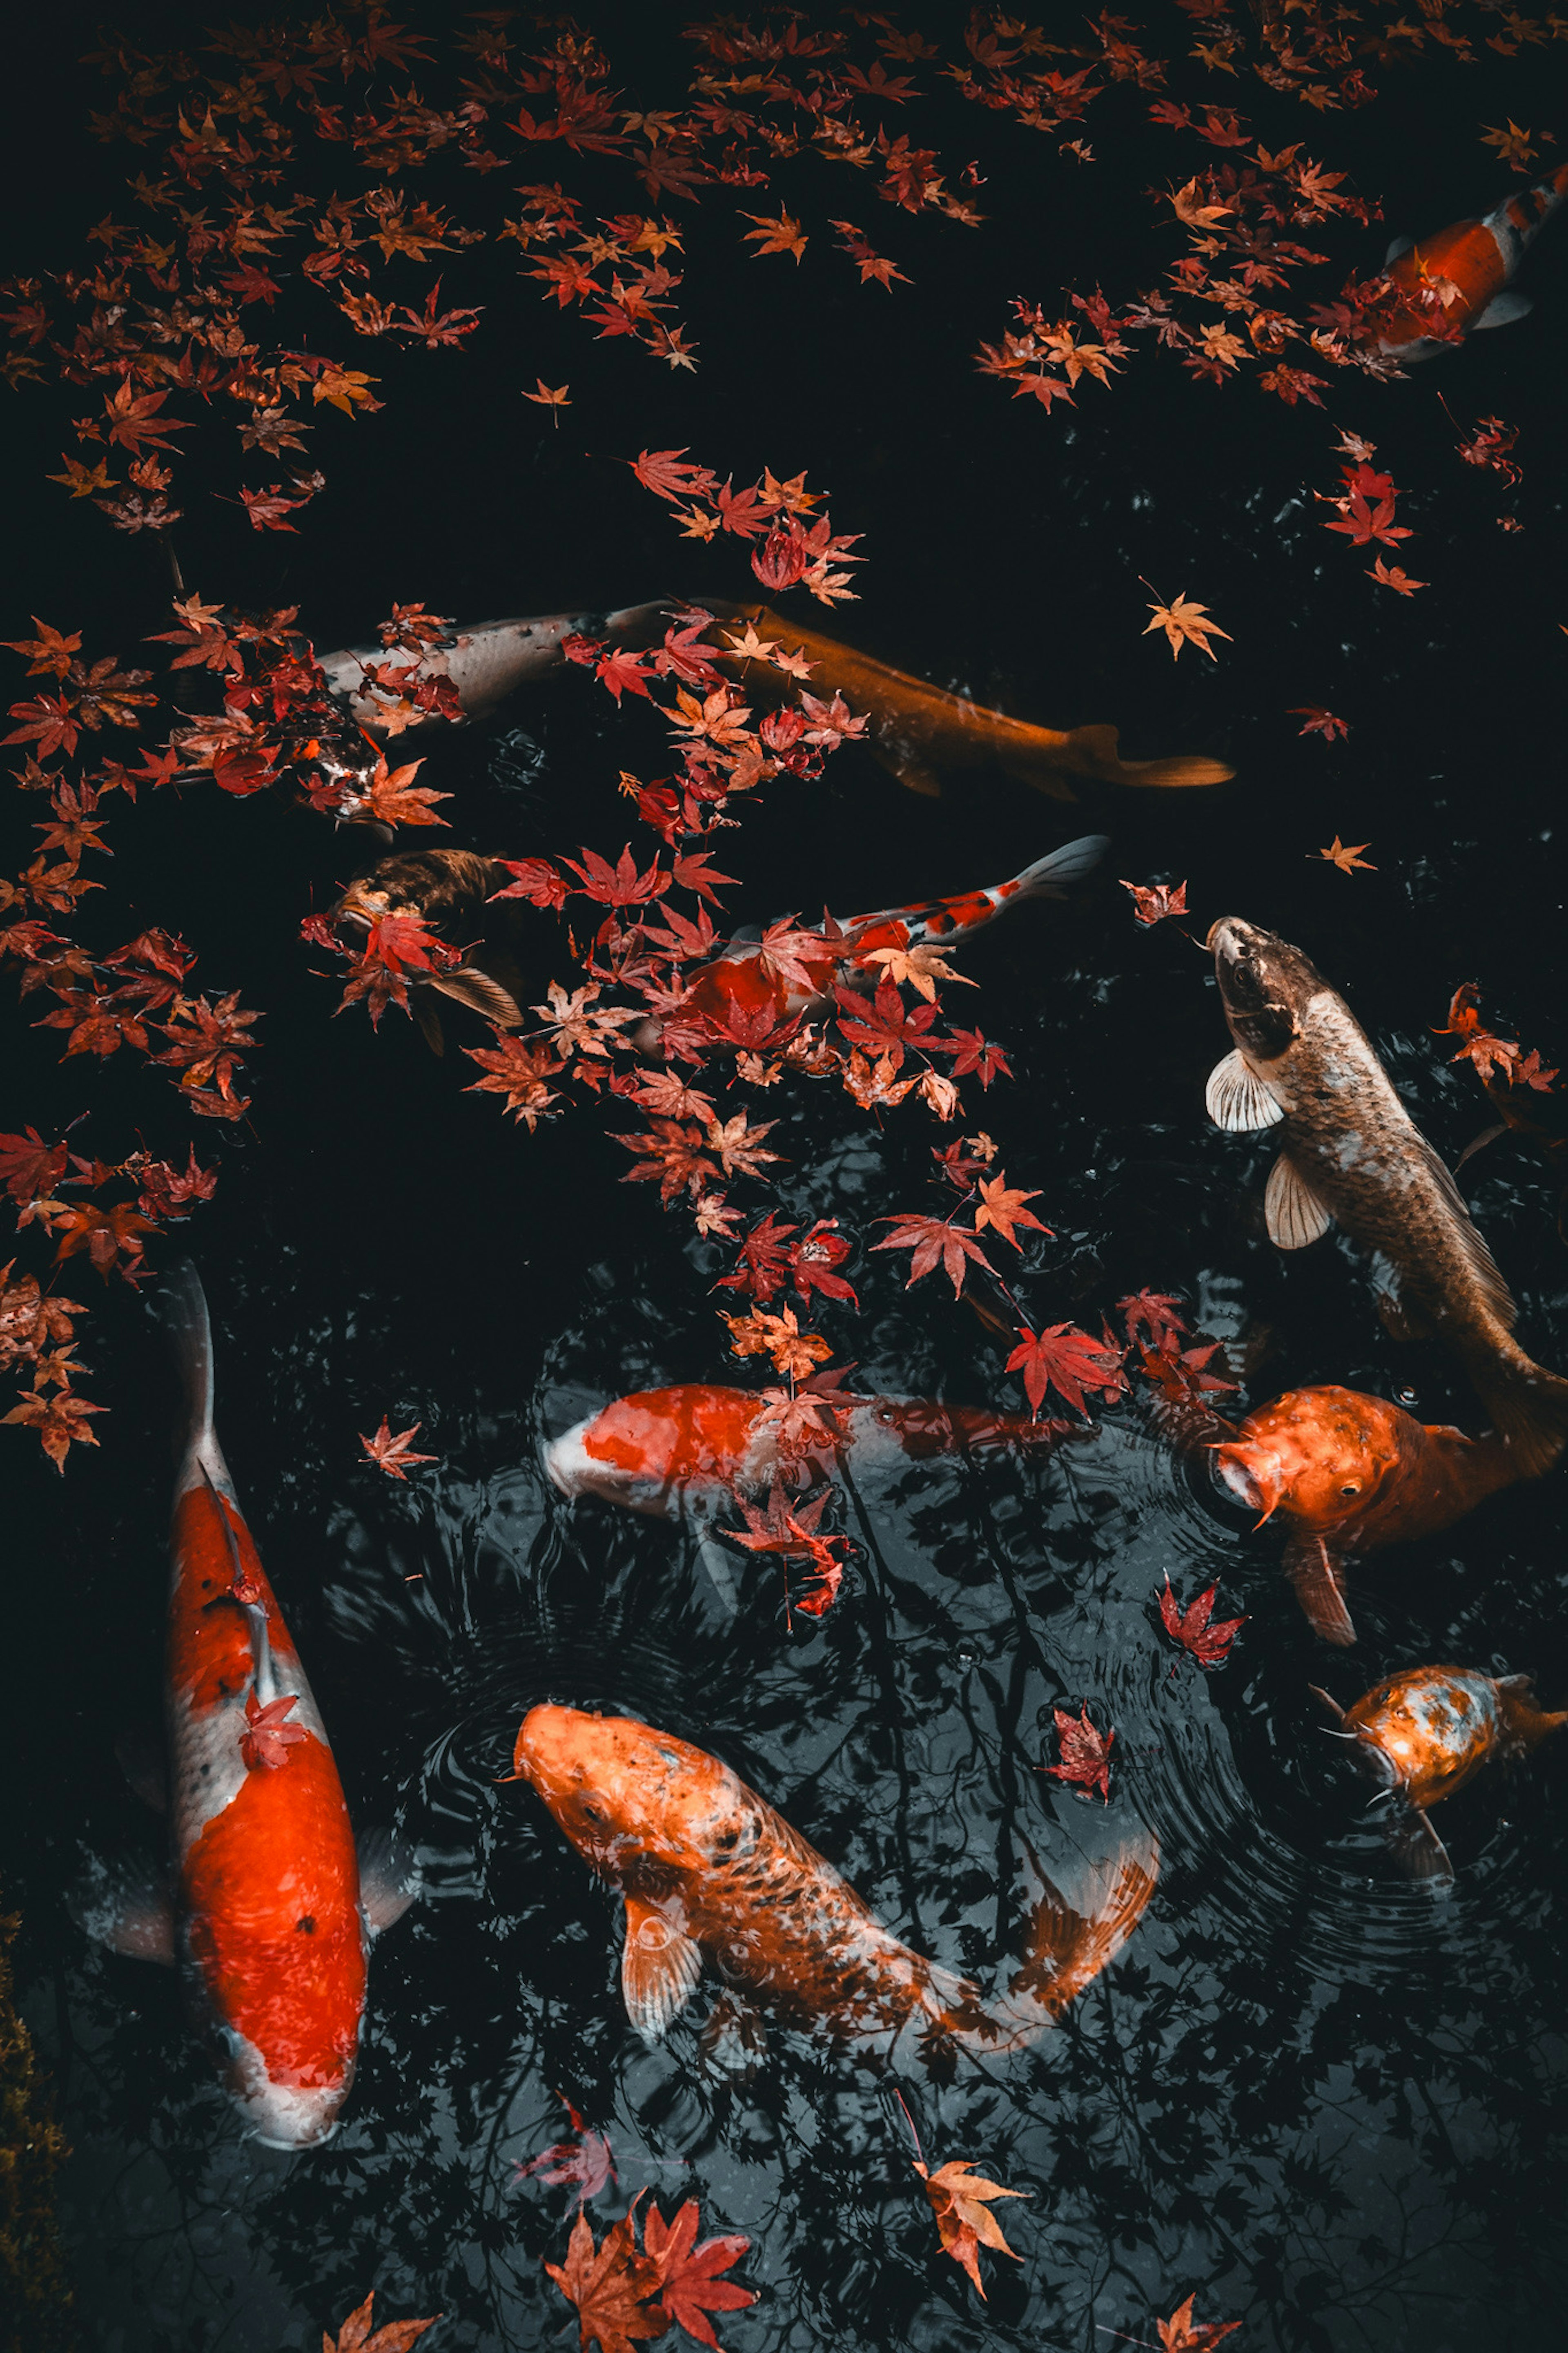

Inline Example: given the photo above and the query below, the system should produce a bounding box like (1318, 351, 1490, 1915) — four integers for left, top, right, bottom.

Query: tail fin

(1494, 1673, 1568, 1752)
(971, 1833, 1158, 2050)
(159, 1260, 233, 1498)
(1012, 834, 1110, 898)
(1285, 1537, 1356, 1646)
(1470, 1347, 1568, 1478)
(1009, 723, 1233, 792)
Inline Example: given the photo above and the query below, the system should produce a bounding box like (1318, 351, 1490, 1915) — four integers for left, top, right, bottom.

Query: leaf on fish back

(241, 1691, 307, 1771)
(321, 2287, 441, 2353)
(544, 2194, 755, 2353)
(1158, 1574, 1248, 1667)
(912, 2157, 1028, 2301)
(1158, 2290, 1243, 2351)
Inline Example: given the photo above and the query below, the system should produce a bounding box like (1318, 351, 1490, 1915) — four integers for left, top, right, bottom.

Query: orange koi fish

(1312, 1666, 1566, 1884)
(75, 1266, 413, 2145)
(1377, 162, 1568, 360)
(545, 1382, 1069, 1520)
(660, 834, 1107, 1045)
(321, 600, 1233, 798)
(1213, 1386, 1520, 1647)
(509, 1705, 1157, 2060)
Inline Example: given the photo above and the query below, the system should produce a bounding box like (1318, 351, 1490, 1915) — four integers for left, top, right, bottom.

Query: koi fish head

(220, 2028, 354, 2148)
(1213, 1387, 1405, 1530)
(512, 1705, 745, 1889)
(1207, 917, 1321, 1068)
(1342, 1667, 1501, 1808)
(543, 1387, 771, 1514)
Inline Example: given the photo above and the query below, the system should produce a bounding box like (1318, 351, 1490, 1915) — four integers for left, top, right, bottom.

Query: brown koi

(509, 1704, 1157, 2063)
(1312, 1665, 1566, 1883)
(328, 847, 529, 1050)
(1206, 918, 1568, 1476)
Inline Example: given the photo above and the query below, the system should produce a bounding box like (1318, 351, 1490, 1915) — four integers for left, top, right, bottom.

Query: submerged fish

(1213, 1385, 1519, 1645)
(658, 833, 1107, 1045)
(320, 598, 1233, 798)
(509, 1704, 1157, 2059)
(74, 1265, 413, 2146)
(1205, 917, 1568, 1476)
(1376, 162, 1568, 360)
(1312, 1665, 1566, 1883)
(545, 1381, 1070, 1519)
(329, 848, 529, 1048)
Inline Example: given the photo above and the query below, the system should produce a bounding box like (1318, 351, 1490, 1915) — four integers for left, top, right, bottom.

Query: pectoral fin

(1385, 1803, 1454, 1888)
(1286, 1537, 1356, 1645)
(1206, 1047, 1285, 1132)
(1265, 1154, 1333, 1249)
(621, 1898, 702, 2041)
(357, 1827, 420, 1938)
(430, 966, 525, 1028)
(69, 1853, 176, 1965)
(1376, 1289, 1433, 1343)
(871, 743, 944, 799)
(1384, 234, 1414, 263)
(1473, 290, 1532, 330)
(414, 993, 445, 1056)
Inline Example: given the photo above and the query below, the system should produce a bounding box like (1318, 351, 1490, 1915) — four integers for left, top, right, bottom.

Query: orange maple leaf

(1315, 836, 1376, 874)
(913, 2158, 1028, 2300)
(1141, 586, 1231, 660)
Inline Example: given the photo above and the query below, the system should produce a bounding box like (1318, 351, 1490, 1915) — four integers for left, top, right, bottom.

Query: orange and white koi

(1313, 1666, 1566, 1884)
(75, 1266, 413, 2146)
(657, 834, 1107, 1045)
(545, 1381, 1069, 1520)
(1212, 1385, 1520, 1647)
(509, 1705, 1157, 2061)
(1376, 162, 1568, 359)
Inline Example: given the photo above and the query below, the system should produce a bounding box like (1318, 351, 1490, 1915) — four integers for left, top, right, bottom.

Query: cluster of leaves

(544, 2192, 754, 2353)
(1316, 431, 1424, 595)
(1437, 982, 1558, 1093)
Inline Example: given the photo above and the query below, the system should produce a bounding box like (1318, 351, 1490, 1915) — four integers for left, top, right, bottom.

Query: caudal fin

(1470, 1350, 1568, 1478)
(158, 1260, 232, 1495)
(998, 1833, 1159, 2031)
(1012, 834, 1111, 897)
(1010, 723, 1232, 792)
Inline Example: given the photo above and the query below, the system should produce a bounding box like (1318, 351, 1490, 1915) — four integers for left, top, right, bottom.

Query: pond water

(5, 9, 1568, 2351)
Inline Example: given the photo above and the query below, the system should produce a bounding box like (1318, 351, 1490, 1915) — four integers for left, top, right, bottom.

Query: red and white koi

(1376, 162, 1568, 359)
(75, 1265, 413, 2146)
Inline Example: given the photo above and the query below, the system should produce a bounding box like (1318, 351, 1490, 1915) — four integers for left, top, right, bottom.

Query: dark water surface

(6, 8, 1568, 2349)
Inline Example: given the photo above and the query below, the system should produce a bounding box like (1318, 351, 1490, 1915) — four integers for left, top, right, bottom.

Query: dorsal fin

(1413, 1136, 1517, 1329)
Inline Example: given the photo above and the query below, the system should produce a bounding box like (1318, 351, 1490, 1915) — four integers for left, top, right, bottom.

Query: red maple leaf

(1159, 2292, 1242, 2352)
(360, 1416, 438, 1480)
(723, 1487, 847, 1617)
(1121, 879, 1188, 926)
(1041, 1703, 1114, 1801)
(240, 1690, 307, 1771)
(939, 1028, 1013, 1088)
(544, 2201, 666, 2353)
(516, 2097, 617, 2208)
(1117, 1291, 1187, 1352)
(1290, 705, 1350, 740)
(490, 857, 568, 910)
(321, 2288, 441, 2353)
(565, 845, 670, 909)
(1323, 489, 1411, 548)
(644, 2199, 756, 2349)
(629, 448, 719, 502)
(1006, 1324, 1127, 1417)
(1157, 1575, 1248, 1667)
(834, 977, 938, 1068)
(0, 1128, 69, 1204)
(872, 1213, 994, 1300)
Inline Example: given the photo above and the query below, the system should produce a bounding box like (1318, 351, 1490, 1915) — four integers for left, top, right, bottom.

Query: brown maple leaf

(1158, 2290, 1243, 2351)
(321, 2287, 441, 2353)
(544, 2203, 665, 2353)
(360, 1416, 438, 1480)
(1315, 836, 1376, 874)
(1121, 879, 1189, 926)
(913, 2157, 1028, 2300)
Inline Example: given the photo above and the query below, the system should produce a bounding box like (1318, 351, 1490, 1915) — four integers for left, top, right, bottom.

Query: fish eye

(1340, 1483, 1361, 1498)
(581, 1800, 607, 1823)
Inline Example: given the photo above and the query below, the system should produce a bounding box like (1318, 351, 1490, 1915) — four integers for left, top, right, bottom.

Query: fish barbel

(510, 1705, 1157, 2062)
(1312, 1666, 1566, 1883)
(1205, 917, 1568, 1476)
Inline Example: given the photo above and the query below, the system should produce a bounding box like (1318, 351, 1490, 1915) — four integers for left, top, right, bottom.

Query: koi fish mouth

(1211, 1443, 1281, 1526)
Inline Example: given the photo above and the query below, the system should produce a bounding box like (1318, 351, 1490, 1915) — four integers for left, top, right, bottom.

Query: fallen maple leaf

(1158, 1575, 1248, 1667)
(1290, 706, 1349, 740)
(643, 2198, 756, 2348)
(2, 1386, 105, 1470)
(545, 2204, 664, 2353)
(516, 2097, 616, 2207)
(240, 1691, 307, 1772)
(322, 2286, 441, 2353)
(360, 1417, 437, 1480)
(913, 2158, 1028, 2301)
(1367, 558, 1425, 593)
(973, 1173, 1050, 1250)
(1041, 1703, 1114, 1800)
(1006, 1324, 1127, 1418)
(872, 1213, 995, 1300)
(1122, 879, 1188, 926)
(1142, 587, 1231, 661)
(1158, 2291, 1243, 2351)
(524, 380, 571, 422)
(1315, 836, 1376, 873)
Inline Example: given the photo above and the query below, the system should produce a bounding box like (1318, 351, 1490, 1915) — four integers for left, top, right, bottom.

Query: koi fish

(1212, 1385, 1519, 1645)
(1312, 1666, 1566, 1884)
(321, 599, 1233, 798)
(660, 834, 1108, 1045)
(545, 1382, 1069, 1520)
(74, 1265, 414, 2146)
(509, 1704, 1157, 2059)
(1205, 918, 1568, 1476)
(1377, 163, 1568, 360)
(328, 847, 528, 1050)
